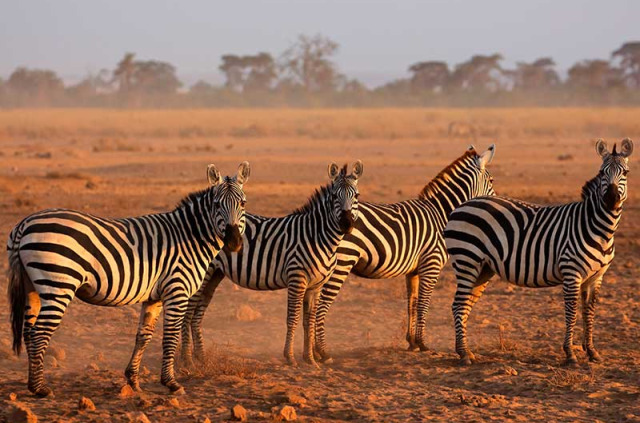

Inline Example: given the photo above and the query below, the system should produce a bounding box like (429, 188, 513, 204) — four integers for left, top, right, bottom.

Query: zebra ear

(236, 161, 251, 185)
(596, 139, 609, 158)
(620, 138, 634, 158)
(478, 144, 496, 169)
(328, 162, 340, 181)
(351, 160, 364, 180)
(207, 164, 222, 186)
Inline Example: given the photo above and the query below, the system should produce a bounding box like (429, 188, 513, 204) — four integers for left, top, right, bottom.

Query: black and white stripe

(312, 146, 497, 361)
(7, 162, 250, 396)
(181, 161, 363, 367)
(444, 139, 632, 365)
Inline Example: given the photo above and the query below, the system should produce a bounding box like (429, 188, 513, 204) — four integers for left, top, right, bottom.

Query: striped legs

(125, 300, 162, 391)
(414, 255, 444, 351)
(24, 282, 77, 397)
(181, 268, 224, 365)
(405, 274, 420, 351)
(581, 278, 602, 362)
(159, 294, 188, 393)
(302, 288, 321, 368)
(314, 257, 357, 362)
(451, 262, 494, 365)
(561, 276, 581, 366)
(284, 275, 307, 366)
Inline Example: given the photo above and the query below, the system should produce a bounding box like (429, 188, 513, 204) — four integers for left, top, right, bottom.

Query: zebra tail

(8, 250, 28, 356)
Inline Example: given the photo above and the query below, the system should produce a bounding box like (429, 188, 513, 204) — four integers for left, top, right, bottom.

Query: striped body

(313, 146, 497, 360)
(444, 139, 631, 365)
(182, 162, 363, 367)
(7, 163, 250, 396)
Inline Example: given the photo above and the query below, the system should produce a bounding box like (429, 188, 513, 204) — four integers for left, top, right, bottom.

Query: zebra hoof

(406, 344, 419, 352)
(562, 357, 579, 368)
(588, 350, 603, 363)
(319, 355, 334, 364)
(170, 386, 186, 396)
(285, 357, 298, 367)
(418, 343, 430, 352)
(459, 356, 473, 366)
(32, 385, 54, 398)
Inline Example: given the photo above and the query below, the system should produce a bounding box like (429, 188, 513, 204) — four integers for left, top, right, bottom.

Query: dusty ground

(0, 109, 638, 422)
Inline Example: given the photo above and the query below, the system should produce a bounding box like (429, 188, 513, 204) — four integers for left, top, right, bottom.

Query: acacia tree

(612, 41, 640, 88)
(449, 54, 504, 92)
(219, 52, 276, 92)
(113, 52, 136, 93)
(567, 60, 623, 90)
(279, 34, 342, 92)
(513, 58, 559, 90)
(7, 67, 64, 105)
(408, 61, 450, 92)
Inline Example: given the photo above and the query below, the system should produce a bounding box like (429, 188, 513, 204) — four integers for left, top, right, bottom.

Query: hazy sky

(1, 0, 638, 86)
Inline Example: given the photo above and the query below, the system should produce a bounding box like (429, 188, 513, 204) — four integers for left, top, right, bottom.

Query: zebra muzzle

(339, 212, 356, 234)
(223, 224, 243, 252)
(603, 184, 621, 210)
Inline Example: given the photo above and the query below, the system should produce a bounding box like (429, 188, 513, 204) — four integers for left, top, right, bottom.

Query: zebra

(180, 161, 363, 367)
(310, 145, 497, 362)
(444, 139, 632, 366)
(7, 162, 250, 396)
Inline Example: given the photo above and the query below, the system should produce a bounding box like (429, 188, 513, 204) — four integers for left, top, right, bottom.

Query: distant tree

(449, 54, 504, 91)
(219, 52, 276, 92)
(280, 34, 342, 92)
(7, 67, 64, 104)
(113, 52, 136, 93)
(131, 61, 181, 94)
(513, 58, 560, 90)
(66, 70, 111, 102)
(408, 61, 450, 92)
(612, 41, 640, 88)
(190, 80, 216, 94)
(567, 60, 623, 90)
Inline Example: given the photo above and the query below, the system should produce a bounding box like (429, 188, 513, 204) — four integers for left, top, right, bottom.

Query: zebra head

(468, 144, 497, 197)
(206, 161, 250, 252)
(327, 161, 364, 233)
(596, 138, 633, 210)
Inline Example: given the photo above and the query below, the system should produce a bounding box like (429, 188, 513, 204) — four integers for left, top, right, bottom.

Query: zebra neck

(165, 195, 223, 260)
(420, 180, 473, 225)
(583, 194, 621, 243)
(307, 200, 345, 247)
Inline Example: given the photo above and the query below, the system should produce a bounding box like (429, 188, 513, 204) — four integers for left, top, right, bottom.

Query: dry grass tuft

(186, 345, 261, 380)
(497, 324, 519, 352)
(547, 367, 597, 388)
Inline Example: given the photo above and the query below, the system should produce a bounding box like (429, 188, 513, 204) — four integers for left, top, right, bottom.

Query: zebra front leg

(284, 276, 307, 366)
(314, 259, 355, 362)
(187, 269, 224, 364)
(581, 278, 602, 362)
(405, 274, 419, 351)
(561, 276, 582, 367)
(125, 300, 162, 392)
(25, 284, 76, 398)
(302, 288, 320, 368)
(160, 294, 189, 394)
(415, 257, 444, 351)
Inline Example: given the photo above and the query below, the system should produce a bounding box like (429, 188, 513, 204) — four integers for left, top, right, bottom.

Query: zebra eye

(623, 169, 629, 176)
(355, 193, 360, 198)
(241, 200, 246, 206)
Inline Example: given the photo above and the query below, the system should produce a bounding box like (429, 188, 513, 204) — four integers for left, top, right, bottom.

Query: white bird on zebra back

(444, 138, 632, 366)
(7, 162, 250, 396)
(180, 161, 364, 368)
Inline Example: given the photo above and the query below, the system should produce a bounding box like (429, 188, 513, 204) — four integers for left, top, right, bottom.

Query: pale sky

(1, 0, 638, 87)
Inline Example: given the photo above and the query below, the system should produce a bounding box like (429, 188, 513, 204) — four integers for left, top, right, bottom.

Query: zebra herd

(6, 138, 632, 397)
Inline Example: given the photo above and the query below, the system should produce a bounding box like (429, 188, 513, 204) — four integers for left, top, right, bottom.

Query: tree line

(1, 34, 640, 107)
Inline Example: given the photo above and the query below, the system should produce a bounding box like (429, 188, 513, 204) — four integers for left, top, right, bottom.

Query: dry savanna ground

(0, 108, 639, 422)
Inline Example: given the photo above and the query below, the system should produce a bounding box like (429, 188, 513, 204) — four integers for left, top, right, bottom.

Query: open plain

(0, 108, 639, 422)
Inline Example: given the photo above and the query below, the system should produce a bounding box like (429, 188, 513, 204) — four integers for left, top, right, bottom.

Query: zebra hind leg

(405, 274, 420, 351)
(302, 288, 320, 368)
(451, 262, 493, 366)
(125, 300, 162, 391)
(581, 279, 602, 363)
(284, 276, 307, 366)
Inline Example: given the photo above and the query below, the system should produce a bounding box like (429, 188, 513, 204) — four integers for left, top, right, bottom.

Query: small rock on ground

(231, 404, 247, 421)
(272, 405, 297, 421)
(4, 400, 38, 423)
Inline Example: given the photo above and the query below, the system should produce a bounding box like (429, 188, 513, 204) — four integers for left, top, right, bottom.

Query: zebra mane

(291, 184, 331, 215)
(418, 150, 476, 200)
(581, 172, 602, 201)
